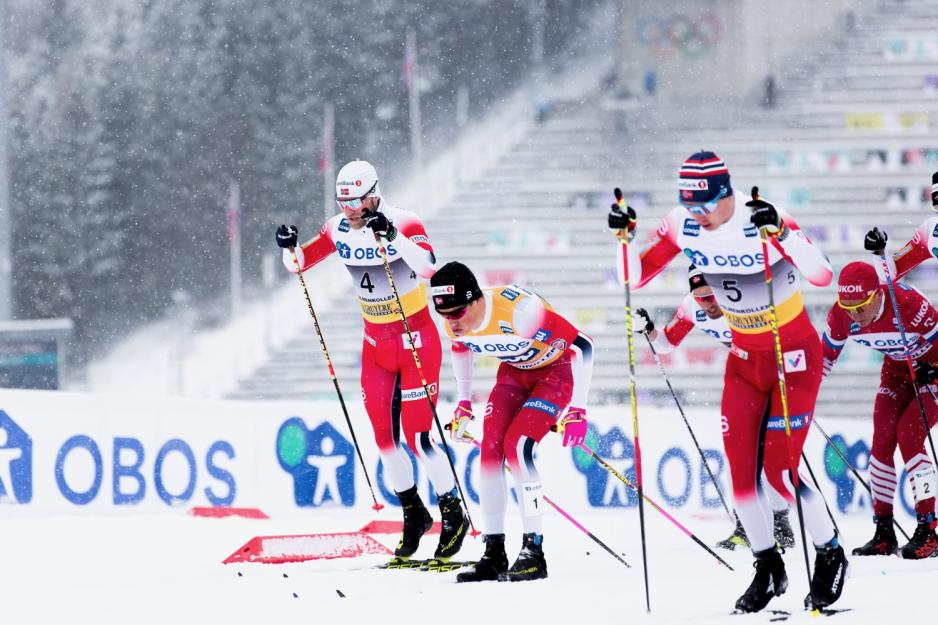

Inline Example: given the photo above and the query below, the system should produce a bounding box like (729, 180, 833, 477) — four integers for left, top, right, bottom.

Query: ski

(731, 609, 790, 622)
(377, 557, 476, 572)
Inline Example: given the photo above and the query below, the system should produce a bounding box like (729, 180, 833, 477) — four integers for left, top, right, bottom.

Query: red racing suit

(822, 282, 938, 517)
(627, 198, 833, 551)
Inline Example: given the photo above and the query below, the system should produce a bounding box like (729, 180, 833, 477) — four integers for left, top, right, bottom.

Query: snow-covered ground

(1, 508, 933, 624)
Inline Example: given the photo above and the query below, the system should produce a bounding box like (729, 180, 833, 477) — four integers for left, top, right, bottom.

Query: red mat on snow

(191, 506, 269, 519)
(223, 531, 392, 564)
(359, 519, 441, 535)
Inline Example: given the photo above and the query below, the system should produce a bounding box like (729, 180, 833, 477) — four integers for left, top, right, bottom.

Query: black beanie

(688, 265, 708, 292)
(430, 261, 483, 309)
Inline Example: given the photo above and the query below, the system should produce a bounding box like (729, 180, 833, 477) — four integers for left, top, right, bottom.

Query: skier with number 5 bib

(608, 151, 846, 613)
(275, 160, 468, 563)
(428, 261, 594, 583)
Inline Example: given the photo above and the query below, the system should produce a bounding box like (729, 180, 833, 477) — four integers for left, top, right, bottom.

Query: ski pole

(461, 434, 631, 569)
(613, 187, 651, 611)
(643, 334, 736, 525)
(749, 186, 813, 599)
(288, 247, 383, 511)
(371, 231, 478, 535)
(570, 439, 734, 571)
(877, 250, 938, 470)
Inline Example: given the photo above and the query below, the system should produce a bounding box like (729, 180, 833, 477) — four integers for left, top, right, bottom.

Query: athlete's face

(840, 290, 882, 327)
(692, 286, 722, 318)
(338, 196, 379, 229)
(685, 194, 735, 231)
(439, 297, 485, 337)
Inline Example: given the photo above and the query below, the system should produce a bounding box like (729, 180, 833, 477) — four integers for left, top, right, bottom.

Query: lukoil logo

(277, 418, 355, 507)
(0, 411, 32, 504)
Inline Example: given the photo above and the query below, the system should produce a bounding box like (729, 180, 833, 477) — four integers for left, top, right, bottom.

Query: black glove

(363, 210, 397, 241)
(745, 186, 782, 234)
(608, 187, 637, 233)
(632, 307, 654, 335)
(864, 227, 887, 255)
(914, 361, 938, 386)
(276, 224, 298, 248)
(931, 170, 938, 208)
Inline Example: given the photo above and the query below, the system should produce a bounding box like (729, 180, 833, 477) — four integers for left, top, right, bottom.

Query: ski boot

(899, 513, 938, 560)
(773, 509, 795, 549)
(434, 488, 468, 560)
(734, 546, 788, 613)
(805, 535, 848, 609)
(504, 532, 548, 582)
(394, 485, 433, 558)
(717, 518, 750, 551)
(456, 534, 508, 582)
(851, 515, 898, 556)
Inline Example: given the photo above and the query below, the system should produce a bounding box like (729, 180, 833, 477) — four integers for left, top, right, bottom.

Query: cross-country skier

(822, 261, 938, 559)
(608, 151, 847, 613)
(275, 160, 467, 562)
(633, 265, 795, 551)
(428, 261, 593, 582)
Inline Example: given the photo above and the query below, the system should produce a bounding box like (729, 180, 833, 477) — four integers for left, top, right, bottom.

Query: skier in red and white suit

(428, 261, 593, 583)
(634, 266, 794, 552)
(822, 261, 938, 559)
(609, 151, 845, 613)
(275, 160, 467, 562)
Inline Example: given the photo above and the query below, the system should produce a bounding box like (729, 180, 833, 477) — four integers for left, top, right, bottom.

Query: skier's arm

(881, 219, 937, 281)
(772, 211, 833, 287)
(614, 211, 683, 288)
(821, 305, 849, 379)
(450, 341, 474, 402)
(390, 212, 437, 279)
(281, 224, 335, 273)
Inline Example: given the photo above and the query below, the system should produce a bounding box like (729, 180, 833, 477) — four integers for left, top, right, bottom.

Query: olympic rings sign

(635, 14, 724, 60)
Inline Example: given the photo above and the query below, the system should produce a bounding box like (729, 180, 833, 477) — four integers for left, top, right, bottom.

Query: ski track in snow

(1, 512, 934, 624)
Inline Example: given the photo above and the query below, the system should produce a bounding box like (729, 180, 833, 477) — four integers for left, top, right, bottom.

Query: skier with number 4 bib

(428, 261, 594, 582)
(275, 160, 468, 563)
(608, 151, 846, 613)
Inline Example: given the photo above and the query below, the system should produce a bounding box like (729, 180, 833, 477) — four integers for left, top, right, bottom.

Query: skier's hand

(608, 188, 636, 237)
(276, 224, 298, 248)
(557, 408, 588, 448)
(447, 401, 474, 443)
(914, 361, 938, 386)
(745, 187, 783, 235)
(864, 227, 887, 255)
(632, 307, 654, 335)
(363, 209, 397, 241)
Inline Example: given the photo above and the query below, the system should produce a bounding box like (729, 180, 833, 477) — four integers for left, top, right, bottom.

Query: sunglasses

(837, 289, 876, 312)
(437, 304, 470, 320)
(681, 188, 727, 216)
(336, 182, 377, 210)
(693, 291, 717, 304)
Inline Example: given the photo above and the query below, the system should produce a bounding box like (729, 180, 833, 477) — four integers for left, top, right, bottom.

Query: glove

(363, 210, 397, 241)
(558, 408, 588, 448)
(914, 361, 938, 386)
(632, 307, 654, 335)
(276, 224, 298, 248)
(745, 187, 783, 235)
(864, 227, 887, 255)
(448, 401, 474, 442)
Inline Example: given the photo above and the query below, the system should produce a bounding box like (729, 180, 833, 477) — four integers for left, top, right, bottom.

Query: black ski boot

(806, 536, 848, 609)
(734, 546, 788, 613)
(456, 534, 508, 583)
(716, 518, 750, 551)
(434, 488, 468, 560)
(773, 509, 795, 549)
(899, 513, 938, 560)
(394, 485, 433, 558)
(851, 515, 898, 556)
(505, 532, 548, 582)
